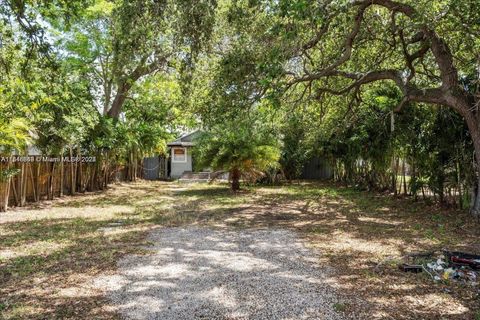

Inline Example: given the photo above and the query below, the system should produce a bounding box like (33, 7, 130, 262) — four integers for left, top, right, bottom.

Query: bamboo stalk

(29, 162, 36, 202)
(69, 147, 75, 195)
(21, 162, 27, 205)
(48, 162, 56, 200)
(77, 146, 84, 193)
(11, 173, 19, 206)
(0, 181, 4, 212)
(60, 148, 64, 197)
(18, 161, 26, 206)
(1, 177, 11, 212)
(35, 162, 41, 202)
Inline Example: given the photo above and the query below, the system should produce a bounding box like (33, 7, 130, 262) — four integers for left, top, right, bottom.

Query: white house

(166, 131, 200, 179)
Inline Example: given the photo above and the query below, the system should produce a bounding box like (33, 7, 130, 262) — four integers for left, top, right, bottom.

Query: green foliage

(0, 168, 21, 182)
(0, 118, 31, 154)
(195, 116, 280, 187)
(333, 302, 347, 313)
(59, 0, 218, 118)
(1, 0, 479, 210)
(0, 0, 198, 181)
(279, 113, 310, 179)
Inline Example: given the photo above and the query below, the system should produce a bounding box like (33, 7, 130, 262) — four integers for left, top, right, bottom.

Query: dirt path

(95, 227, 355, 320)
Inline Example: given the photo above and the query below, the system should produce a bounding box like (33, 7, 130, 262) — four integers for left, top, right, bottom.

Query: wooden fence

(0, 155, 131, 212)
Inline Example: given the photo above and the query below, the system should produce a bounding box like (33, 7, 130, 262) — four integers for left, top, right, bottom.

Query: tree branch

(286, 0, 472, 115)
(352, 0, 416, 17)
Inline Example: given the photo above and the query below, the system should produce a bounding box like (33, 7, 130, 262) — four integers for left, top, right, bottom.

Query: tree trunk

(104, 156, 108, 188)
(456, 157, 462, 209)
(231, 168, 240, 191)
(107, 82, 132, 119)
(461, 111, 480, 216)
(392, 157, 399, 195)
(471, 176, 480, 216)
(411, 158, 416, 199)
(103, 80, 113, 115)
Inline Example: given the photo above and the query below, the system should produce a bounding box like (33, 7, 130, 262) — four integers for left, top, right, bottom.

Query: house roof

(167, 141, 195, 147)
(167, 130, 201, 147)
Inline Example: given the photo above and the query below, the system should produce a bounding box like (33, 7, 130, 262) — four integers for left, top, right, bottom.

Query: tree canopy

(1, 0, 480, 214)
(196, 0, 480, 213)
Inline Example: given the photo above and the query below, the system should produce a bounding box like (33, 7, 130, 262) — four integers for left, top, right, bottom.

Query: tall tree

(62, 0, 217, 119)
(222, 0, 480, 214)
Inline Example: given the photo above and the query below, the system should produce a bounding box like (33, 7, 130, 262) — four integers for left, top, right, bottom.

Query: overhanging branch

(289, 68, 449, 112)
(285, 0, 468, 114)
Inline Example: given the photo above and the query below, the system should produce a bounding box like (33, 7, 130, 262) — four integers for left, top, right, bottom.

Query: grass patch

(333, 302, 347, 312)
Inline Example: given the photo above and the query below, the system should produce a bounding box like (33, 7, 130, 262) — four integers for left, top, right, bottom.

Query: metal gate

(301, 157, 333, 180)
(143, 156, 160, 180)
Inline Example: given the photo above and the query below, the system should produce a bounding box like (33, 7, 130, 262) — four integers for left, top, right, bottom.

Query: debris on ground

(445, 251, 480, 270)
(399, 250, 480, 285)
(398, 264, 423, 273)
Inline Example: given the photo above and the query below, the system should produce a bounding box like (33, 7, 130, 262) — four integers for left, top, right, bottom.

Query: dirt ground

(0, 180, 479, 319)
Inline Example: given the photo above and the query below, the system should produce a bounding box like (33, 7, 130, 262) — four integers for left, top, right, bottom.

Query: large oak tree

(222, 0, 480, 214)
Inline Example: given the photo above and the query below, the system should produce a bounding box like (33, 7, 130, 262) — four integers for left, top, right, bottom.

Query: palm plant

(195, 121, 280, 191)
(0, 118, 31, 155)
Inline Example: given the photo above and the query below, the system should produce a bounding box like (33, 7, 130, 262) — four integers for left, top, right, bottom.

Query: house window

(172, 147, 187, 163)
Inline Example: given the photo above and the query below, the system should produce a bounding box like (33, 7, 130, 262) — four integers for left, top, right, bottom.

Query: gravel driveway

(96, 227, 349, 319)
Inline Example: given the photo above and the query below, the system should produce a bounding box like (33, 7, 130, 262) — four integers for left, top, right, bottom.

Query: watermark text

(0, 156, 97, 163)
